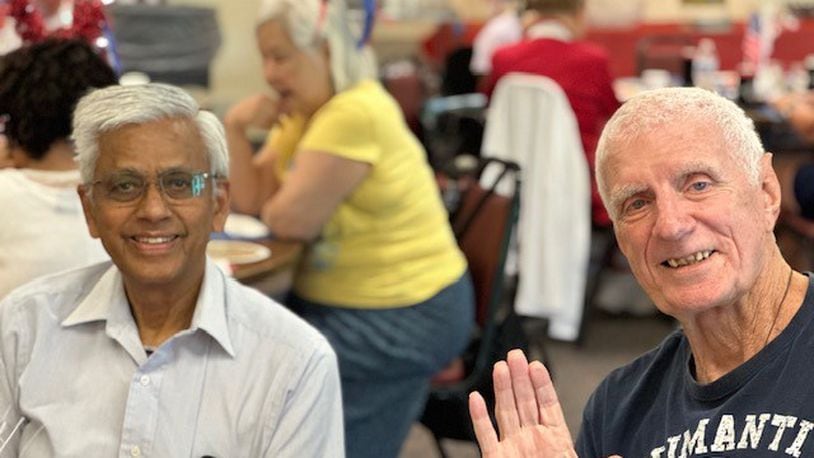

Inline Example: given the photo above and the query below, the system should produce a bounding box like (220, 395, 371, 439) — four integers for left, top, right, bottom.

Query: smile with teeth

(663, 250, 714, 268)
(133, 235, 177, 244)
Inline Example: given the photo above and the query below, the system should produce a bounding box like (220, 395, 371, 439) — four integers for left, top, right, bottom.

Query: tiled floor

(399, 311, 676, 457)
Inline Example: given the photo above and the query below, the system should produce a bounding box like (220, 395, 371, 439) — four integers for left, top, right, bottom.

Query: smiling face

(603, 120, 780, 320)
(78, 117, 229, 293)
(256, 18, 334, 119)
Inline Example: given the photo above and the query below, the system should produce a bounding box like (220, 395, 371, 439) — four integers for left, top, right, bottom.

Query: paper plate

(224, 214, 271, 239)
(207, 240, 271, 265)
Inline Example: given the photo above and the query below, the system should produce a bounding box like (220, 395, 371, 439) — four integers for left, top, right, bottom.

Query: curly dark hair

(0, 39, 117, 160)
(524, 0, 584, 14)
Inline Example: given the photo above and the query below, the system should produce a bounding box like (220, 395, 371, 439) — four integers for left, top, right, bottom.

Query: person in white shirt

(0, 82, 344, 457)
(0, 38, 114, 299)
(470, 0, 522, 77)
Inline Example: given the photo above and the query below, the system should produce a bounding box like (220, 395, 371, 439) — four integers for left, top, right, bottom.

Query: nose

(135, 181, 172, 221)
(263, 58, 281, 87)
(652, 195, 695, 241)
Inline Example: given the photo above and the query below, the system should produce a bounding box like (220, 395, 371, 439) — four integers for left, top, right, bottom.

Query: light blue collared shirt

(0, 260, 344, 457)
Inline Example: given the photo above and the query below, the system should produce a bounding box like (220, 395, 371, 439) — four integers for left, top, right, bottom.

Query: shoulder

(0, 262, 113, 331)
(585, 329, 686, 417)
(221, 282, 338, 403)
(0, 169, 24, 191)
(306, 80, 390, 135)
(569, 41, 612, 62)
(223, 280, 335, 360)
(492, 40, 531, 63)
(324, 80, 395, 114)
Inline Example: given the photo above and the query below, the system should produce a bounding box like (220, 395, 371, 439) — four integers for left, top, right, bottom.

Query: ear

(760, 153, 782, 230)
(77, 185, 101, 238)
(211, 180, 231, 233)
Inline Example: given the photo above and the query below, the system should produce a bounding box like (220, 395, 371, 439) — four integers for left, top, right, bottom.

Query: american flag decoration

(357, 0, 375, 49)
(742, 12, 762, 69)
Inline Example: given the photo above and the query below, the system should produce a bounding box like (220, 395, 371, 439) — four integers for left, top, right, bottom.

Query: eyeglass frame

(84, 168, 224, 205)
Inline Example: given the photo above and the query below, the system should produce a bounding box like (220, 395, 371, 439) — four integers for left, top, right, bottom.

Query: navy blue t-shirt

(576, 275, 814, 457)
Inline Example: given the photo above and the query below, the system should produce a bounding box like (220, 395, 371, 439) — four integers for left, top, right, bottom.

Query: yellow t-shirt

(268, 80, 466, 308)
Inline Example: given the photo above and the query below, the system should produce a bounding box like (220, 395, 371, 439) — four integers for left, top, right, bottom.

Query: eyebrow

(608, 183, 648, 213)
(107, 166, 192, 176)
(607, 161, 722, 211)
(672, 161, 722, 186)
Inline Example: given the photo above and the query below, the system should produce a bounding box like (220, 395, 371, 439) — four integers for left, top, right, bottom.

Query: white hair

(72, 83, 229, 183)
(596, 87, 765, 218)
(256, 0, 377, 92)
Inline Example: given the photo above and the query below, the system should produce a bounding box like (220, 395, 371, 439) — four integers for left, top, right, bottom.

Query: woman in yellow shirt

(224, 0, 474, 456)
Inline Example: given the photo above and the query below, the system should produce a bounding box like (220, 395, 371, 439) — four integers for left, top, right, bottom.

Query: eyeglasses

(89, 170, 219, 204)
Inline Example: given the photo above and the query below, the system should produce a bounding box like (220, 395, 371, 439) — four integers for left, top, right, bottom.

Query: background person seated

(482, 0, 620, 227)
(795, 162, 814, 220)
(766, 93, 814, 228)
(224, 0, 474, 456)
(0, 38, 113, 299)
(469, 0, 522, 79)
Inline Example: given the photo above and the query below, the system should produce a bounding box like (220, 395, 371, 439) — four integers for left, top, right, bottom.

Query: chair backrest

(419, 158, 521, 446)
(421, 93, 487, 170)
(381, 59, 427, 139)
(480, 73, 591, 335)
(441, 46, 478, 96)
(107, 4, 221, 87)
(452, 157, 520, 330)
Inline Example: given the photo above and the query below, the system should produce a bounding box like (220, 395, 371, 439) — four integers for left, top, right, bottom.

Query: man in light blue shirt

(0, 83, 344, 457)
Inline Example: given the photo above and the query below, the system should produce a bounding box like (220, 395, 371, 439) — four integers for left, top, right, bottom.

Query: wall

(166, 0, 795, 111)
(168, 0, 266, 116)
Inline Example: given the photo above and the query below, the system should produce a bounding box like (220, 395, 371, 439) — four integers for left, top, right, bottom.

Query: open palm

(469, 349, 577, 457)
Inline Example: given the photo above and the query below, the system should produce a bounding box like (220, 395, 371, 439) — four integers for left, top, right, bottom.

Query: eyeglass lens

(97, 170, 210, 203)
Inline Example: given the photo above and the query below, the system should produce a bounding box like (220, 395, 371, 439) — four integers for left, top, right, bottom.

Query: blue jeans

(288, 273, 475, 458)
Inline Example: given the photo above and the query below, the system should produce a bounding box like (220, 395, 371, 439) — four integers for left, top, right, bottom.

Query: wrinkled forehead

(599, 120, 735, 188)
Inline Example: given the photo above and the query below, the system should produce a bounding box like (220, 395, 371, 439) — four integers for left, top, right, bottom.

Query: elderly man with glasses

(0, 83, 343, 457)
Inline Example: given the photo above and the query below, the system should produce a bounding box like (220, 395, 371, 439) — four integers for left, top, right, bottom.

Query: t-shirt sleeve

(300, 96, 381, 165)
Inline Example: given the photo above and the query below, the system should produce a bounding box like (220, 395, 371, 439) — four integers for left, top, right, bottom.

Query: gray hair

(72, 83, 229, 183)
(257, 0, 377, 92)
(596, 87, 765, 218)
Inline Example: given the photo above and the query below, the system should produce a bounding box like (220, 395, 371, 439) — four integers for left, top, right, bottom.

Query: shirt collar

(526, 20, 574, 42)
(189, 259, 235, 357)
(62, 259, 235, 358)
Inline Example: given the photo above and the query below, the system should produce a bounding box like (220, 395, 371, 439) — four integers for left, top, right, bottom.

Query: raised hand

(469, 349, 577, 457)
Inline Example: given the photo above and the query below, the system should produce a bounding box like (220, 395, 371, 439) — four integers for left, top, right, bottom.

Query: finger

(528, 360, 568, 429)
(506, 348, 540, 427)
(469, 391, 499, 457)
(493, 360, 521, 438)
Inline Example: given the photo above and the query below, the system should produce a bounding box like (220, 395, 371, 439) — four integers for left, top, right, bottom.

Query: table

(230, 239, 303, 296)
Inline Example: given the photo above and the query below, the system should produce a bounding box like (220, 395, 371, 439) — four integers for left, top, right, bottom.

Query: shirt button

(130, 445, 141, 457)
(139, 375, 150, 386)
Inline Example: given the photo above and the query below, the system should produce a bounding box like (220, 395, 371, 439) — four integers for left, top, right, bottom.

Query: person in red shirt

(483, 0, 619, 226)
